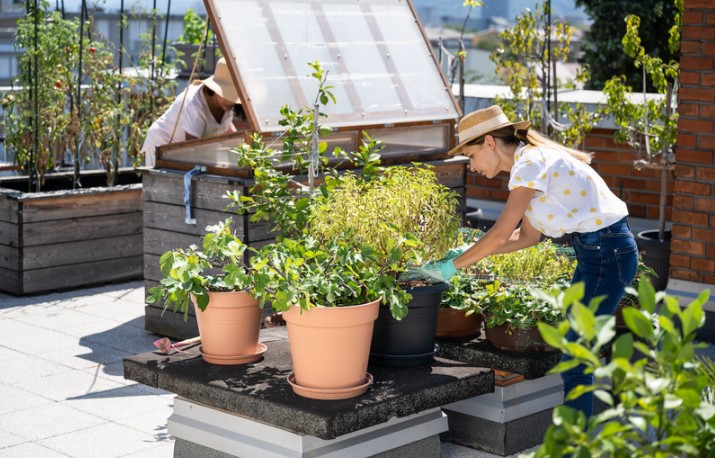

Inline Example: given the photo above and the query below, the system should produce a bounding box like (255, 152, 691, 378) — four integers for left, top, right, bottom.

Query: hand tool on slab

(153, 336, 201, 354)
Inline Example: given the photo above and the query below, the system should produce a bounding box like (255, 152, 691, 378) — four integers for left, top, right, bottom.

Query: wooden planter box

(0, 171, 143, 295)
(143, 158, 468, 340)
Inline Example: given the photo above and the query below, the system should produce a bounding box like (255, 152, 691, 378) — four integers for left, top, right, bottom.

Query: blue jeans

(562, 217, 638, 417)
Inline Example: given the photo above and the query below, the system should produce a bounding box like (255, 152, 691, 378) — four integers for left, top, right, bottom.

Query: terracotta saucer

(287, 372, 374, 400)
(200, 342, 267, 365)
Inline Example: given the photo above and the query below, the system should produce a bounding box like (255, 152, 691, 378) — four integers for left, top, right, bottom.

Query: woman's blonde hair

(469, 126, 593, 164)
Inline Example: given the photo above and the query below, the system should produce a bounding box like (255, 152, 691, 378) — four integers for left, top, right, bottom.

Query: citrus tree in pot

(146, 218, 264, 365)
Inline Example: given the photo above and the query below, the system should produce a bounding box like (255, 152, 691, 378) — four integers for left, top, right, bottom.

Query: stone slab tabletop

(436, 332, 561, 379)
(123, 329, 494, 440)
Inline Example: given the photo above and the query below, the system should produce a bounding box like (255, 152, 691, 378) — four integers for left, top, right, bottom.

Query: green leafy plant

(464, 239, 575, 331)
(146, 218, 253, 319)
(310, 165, 461, 268)
(178, 8, 212, 45)
(602, 0, 681, 241)
(530, 281, 715, 458)
(490, 1, 605, 147)
(440, 271, 486, 315)
(249, 235, 412, 316)
(476, 279, 568, 331)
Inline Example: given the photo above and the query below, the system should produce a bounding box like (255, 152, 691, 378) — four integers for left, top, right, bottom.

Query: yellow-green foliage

(309, 165, 461, 267)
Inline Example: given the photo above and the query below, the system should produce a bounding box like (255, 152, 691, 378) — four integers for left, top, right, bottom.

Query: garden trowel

(153, 336, 201, 354)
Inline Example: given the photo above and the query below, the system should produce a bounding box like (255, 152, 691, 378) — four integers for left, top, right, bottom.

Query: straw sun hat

(447, 105, 531, 156)
(202, 57, 241, 104)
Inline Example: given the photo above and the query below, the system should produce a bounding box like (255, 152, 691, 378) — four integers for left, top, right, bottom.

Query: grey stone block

(442, 408, 553, 456)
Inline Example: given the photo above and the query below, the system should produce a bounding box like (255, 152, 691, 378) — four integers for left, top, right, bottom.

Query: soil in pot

(485, 323, 557, 352)
(436, 308, 483, 338)
(193, 291, 263, 365)
(369, 281, 449, 366)
(283, 299, 380, 400)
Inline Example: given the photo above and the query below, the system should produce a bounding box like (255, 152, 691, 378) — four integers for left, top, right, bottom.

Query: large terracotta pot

(485, 322, 556, 352)
(436, 308, 483, 338)
(192, 291, 263, 365)
(369, 282, 449, 366)
(283, 298, 380, 400)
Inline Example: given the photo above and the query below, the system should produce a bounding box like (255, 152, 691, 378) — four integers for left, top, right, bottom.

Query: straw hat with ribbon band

(447, 105, 531, 156)
(202, 57, 241, 104)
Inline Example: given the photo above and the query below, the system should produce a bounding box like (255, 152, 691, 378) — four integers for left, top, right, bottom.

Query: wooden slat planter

(144, 158, 468, 340)
(0, 171, 143, 295)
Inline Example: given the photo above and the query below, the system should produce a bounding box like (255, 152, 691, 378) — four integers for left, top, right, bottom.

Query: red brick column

(671, 0, 715, 284)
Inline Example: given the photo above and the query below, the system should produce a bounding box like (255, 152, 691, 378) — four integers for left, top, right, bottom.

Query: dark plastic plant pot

(636, 229, 671, 292)
(369, 282, 449, 367)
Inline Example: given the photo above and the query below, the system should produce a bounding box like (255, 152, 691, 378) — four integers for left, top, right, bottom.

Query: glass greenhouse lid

(205, 0, 461, 133)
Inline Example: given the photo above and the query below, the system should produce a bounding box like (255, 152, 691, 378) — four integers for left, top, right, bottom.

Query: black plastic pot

(369, 282, 449, 367)
(636, 229, 671, 292)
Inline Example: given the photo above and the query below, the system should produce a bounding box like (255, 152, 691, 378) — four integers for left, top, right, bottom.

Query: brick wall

(465, 127, 675, 221)
(671, 0, 715, 285)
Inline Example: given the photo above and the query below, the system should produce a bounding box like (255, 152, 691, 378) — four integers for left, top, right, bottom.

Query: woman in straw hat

(419, 105, 638, 417)
(141, 57, 245, 168)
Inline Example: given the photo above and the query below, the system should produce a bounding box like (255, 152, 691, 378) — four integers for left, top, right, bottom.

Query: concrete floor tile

(121, 440, 175, 458)
(0, 442, 70, 457)
(38, 342, 131, 371)
(0, 384, 54, 414)
(0, 346, 23, 361)
(38, 421, 159, 458)
(0, 320, 80, 354)
(0, 403, 106, 441)
(10, 307, 101, 332)
(20, 367, 126, 402)
(64, 383, 176, 422)
(117, 402, 174, 441)
(0, 354, 75, 385)
(0, 427, 28, 448)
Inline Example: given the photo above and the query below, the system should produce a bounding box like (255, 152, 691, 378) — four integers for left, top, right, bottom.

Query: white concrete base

(168, 398, 448, 458)
(667, 278, 715, 312)
(443, 374, 563, 423)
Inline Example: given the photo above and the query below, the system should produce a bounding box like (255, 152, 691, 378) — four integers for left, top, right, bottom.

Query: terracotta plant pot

(283, 299, 380, 400)
(485, 322, 556, 352)
(193, 291, 264, 365)
(436, 308, 483, 338)
(370, 282, 448, 366)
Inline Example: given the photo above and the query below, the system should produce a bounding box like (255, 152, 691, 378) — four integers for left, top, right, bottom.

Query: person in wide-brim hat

(405, 104, 638, 420)
(141, 57, 244, 168)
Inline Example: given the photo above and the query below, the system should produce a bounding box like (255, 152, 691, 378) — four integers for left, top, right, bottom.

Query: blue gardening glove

(442, 244, 471, 261)
(400, 258, 458, 284)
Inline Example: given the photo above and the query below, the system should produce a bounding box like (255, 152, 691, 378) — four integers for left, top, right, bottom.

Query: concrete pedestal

(170, 399, 446, 458)
(441, 374, 563, 456)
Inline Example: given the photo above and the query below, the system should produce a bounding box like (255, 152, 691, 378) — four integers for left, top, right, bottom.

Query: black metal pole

(150, 0, 157, 114)
(113, 0, 125, 185)
(74, 0, 86, 189)
(160, 0, 171, 77)
(30, 0, 39, 191)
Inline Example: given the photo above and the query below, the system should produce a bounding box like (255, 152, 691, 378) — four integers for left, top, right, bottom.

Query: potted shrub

(602, 0, 682, 291)
(248, 234, 413, 399)
(173, 7, 220, 78)
(472, 239, 575, 352)
(309, 164, 462, 366)
(146, 218, 263, 365)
